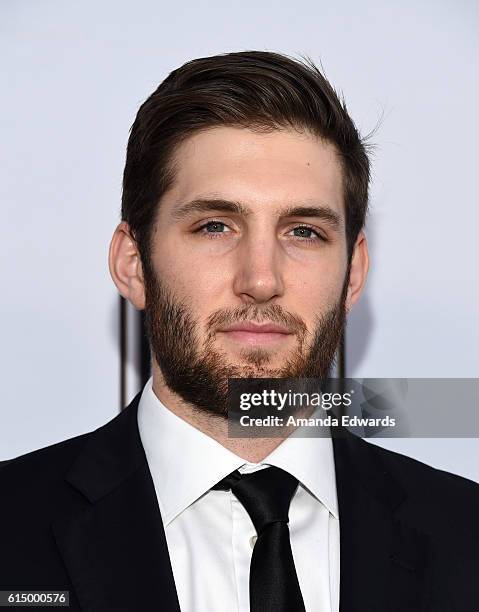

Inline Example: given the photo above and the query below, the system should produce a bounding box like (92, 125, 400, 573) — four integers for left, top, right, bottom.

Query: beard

(143, 263, 350, 419)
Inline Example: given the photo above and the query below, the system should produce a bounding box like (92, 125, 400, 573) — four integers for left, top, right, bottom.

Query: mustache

(206, 304, 307, 337)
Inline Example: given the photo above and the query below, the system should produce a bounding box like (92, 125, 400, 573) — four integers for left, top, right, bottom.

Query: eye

(195, 220, 232, 239)
(288, 225, 326, 243)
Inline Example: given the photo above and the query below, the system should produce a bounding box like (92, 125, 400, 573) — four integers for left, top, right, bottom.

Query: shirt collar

(261, 424, 339, 519)
(138, 377, 339, 526)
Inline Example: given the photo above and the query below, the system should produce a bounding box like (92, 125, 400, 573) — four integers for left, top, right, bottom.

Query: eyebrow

(170, 197, 342, 231)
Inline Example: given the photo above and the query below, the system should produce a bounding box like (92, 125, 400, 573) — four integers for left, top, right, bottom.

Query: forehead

(160, 126, 344, 220)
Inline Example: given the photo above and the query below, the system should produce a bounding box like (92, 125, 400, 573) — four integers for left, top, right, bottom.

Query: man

(1, 50, 478, 611)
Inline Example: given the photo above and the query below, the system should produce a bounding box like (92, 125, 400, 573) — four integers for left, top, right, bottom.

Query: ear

(108, 221, 146, 310)
(345, 229, 369, 313)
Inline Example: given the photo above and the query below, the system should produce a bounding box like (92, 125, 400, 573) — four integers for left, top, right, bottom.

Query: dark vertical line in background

(139, 310, 151, 387)
(338, 329, 346, 379)
(337, 330, 347, 418)
(119, 296, 127, 411)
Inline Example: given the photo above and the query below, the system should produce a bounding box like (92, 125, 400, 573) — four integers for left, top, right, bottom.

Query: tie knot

(212, 466, 299, 534)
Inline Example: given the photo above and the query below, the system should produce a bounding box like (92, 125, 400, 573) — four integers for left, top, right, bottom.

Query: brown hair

(121, 50, 376, 273)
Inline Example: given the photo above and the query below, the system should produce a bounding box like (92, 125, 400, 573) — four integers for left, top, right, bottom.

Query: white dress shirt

(137, 377, 340, 612)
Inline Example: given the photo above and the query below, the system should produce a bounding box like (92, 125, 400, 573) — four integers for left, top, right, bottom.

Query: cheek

(289, 284, 334, 326)
(153, 247, 227, 311)
(292, 257, 346, 302)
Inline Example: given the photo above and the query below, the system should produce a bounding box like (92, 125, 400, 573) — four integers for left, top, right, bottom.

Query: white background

(1, 1, 478, 482)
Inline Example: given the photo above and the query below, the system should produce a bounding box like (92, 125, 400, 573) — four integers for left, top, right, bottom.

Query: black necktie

(212, 466, 306, 612)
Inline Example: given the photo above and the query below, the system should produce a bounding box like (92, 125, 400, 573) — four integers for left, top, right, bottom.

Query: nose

(232, 230, 285, 304)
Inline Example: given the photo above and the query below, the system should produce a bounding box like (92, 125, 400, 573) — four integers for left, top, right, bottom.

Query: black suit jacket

(1, 391, 478, 611)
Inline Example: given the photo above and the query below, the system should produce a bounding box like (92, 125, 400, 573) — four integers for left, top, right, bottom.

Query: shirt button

(249, 535, 257, 548)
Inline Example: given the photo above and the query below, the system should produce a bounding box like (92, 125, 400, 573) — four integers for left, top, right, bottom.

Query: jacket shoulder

(363, 439, 479, 531)
(365, 439, 479, 493)
(1, 431, 92, 479)
(0, 430, 96, 513)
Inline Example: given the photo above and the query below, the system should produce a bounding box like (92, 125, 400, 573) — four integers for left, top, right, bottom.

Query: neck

(150, 363, 288, 463)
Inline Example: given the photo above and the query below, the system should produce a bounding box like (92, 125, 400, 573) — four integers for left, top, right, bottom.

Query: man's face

(143, 126, 350, 418)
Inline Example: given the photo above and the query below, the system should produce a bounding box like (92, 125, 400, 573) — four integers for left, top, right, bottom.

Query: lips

(218, 321, 293, 346)
(220, 321, 291, 334)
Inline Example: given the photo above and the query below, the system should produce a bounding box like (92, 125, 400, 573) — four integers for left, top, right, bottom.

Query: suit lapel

(332, 430, 432, 612)
(52, 393, 181, 612)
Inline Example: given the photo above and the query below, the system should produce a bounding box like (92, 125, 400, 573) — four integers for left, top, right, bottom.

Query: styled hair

(121, 50, 375, 273)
